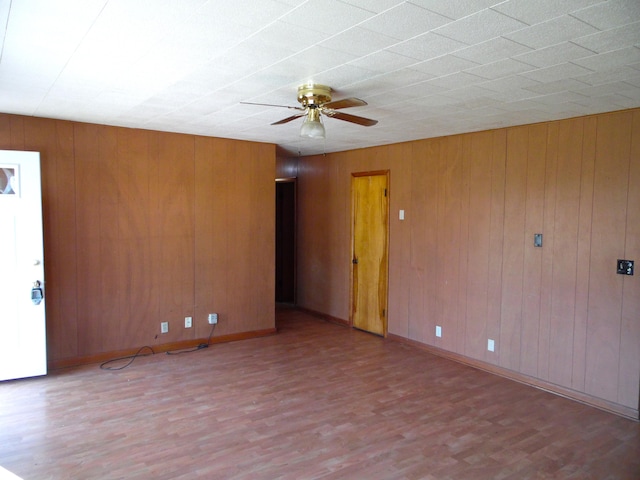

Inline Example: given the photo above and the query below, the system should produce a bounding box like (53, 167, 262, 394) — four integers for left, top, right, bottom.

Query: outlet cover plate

(534, 233, 543, 247)
(161, 322, 169, 334)
(487, 338, 495, 352)
(208, 313, 218, 325)
(435, 325, 442, 338)
(185, 316, 192, 328)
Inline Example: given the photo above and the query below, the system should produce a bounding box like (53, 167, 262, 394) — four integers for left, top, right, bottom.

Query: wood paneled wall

(296, 109, 640, 418)
(0, 114, 275, 365)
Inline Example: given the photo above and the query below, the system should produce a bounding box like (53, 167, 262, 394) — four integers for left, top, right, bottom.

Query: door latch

(31, 281, 43, 305)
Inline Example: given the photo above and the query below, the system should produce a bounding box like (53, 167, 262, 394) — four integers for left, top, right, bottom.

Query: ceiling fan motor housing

(297, 84, 332, 107)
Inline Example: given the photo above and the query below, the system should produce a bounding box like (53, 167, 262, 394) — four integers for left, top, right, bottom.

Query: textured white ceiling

(1, 0, 639, 156)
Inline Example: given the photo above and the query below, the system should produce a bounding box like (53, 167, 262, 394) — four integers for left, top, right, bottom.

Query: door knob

(31, 281, 43, 305)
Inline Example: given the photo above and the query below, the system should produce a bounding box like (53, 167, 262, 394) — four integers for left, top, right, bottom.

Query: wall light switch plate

(617, 259, 634, 275)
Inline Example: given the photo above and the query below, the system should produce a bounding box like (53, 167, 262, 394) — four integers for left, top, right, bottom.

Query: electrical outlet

(487, 338, 495, 352)
(185, 316, 192, 328)
(161, 322, 169, 334)
(435, 325, 442, 338)
(534, 233, 543, 247)
(208, 313, 218, 325)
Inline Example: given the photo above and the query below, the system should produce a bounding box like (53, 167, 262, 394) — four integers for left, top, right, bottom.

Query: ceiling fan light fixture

(300, 108, 325, 139)
(241, 83, 377, 134)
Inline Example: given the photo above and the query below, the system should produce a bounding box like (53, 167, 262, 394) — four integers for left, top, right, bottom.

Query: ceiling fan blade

(322, 98, 367, 110)
(271, 113, 306, 125)
(240, 101, 304, 111)
(324, 110, 378, 127)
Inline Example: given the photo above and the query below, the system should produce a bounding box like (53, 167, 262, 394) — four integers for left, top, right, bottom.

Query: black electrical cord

(100, 324, 217, 369)
(100, 346, 156, 370)
(166, 323, 216, 355)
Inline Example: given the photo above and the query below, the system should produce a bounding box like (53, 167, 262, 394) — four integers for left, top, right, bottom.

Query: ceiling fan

(241, 84, 378, 139)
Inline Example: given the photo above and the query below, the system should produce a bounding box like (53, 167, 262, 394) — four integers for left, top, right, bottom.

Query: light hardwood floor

(1, 307, 639, 479)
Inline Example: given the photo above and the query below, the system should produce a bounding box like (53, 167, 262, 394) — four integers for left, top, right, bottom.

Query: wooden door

(351, 172, 389, 336)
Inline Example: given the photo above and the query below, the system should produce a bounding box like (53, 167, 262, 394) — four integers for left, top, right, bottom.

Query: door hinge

(384, 188, 387, 197)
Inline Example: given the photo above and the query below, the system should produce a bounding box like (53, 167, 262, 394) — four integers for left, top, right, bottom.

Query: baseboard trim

(48, 328, 277, 371)
(296, 306, 350, 327)
(387, 333, 639, 421)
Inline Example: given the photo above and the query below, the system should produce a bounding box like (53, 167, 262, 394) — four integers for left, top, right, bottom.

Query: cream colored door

(0, 150, 46, 381)
(351, 173, 389, 336)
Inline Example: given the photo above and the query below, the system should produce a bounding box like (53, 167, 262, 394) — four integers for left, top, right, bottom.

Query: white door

(0, 150, 46, 381)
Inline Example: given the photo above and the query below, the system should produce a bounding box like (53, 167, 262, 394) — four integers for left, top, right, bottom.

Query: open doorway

(276, 179, 296, 304)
